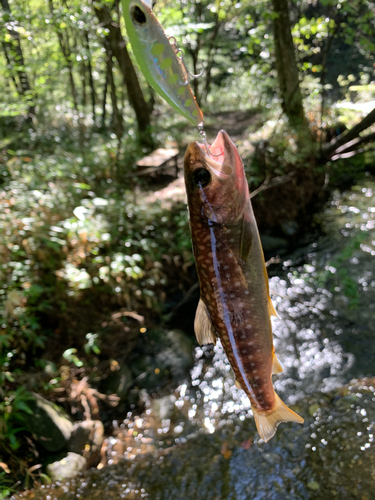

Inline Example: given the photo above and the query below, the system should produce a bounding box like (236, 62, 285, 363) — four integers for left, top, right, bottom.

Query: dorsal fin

(260, 250, 278, 318)
(194, 298, 217, 346)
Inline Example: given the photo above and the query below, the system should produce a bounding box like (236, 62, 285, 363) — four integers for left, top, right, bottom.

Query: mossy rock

(26, 393, 73, 452)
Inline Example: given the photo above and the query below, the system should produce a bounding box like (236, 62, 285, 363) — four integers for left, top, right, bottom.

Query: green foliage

(0, 120, 195, 487)
(0, 128, 193, 371)
(0, 388, 33, 452)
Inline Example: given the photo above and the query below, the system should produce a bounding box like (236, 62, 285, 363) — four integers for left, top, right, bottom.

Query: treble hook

(168, 36, 204, 82)
(184, 60, 204, 80)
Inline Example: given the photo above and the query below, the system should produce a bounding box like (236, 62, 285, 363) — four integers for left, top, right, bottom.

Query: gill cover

(121, 0, 203, 126)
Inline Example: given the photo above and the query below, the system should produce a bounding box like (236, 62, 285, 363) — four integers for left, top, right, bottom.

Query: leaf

(0, 463, 10, 474)
(220, 442, 232, 459)
(13, 400, 33, 415)
(73, 182, 91, 190)
(8, 433, 20, 451)
(308, 404, 320, 416)
(307, 481, 320, 491)
(240, 438, 253, 450)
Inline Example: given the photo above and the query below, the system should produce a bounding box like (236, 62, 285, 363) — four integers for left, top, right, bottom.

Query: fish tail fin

(252, 393, 304, 443)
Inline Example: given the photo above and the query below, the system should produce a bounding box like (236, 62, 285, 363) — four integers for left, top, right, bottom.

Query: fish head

(184, 130, 249, 224)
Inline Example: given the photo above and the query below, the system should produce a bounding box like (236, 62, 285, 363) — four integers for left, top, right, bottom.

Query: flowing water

(14, 175, 375, 499)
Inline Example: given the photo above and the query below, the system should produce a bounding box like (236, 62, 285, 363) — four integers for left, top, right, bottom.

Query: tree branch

(322, 107, 375, 159)
(249, 171, 295, 199)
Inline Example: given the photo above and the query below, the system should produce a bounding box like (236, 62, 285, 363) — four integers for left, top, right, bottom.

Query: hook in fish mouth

(196, 130, 234, 178)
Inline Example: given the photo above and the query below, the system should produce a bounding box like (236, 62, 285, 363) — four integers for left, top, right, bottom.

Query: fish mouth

(185, 130, 234, 177)
(198, 130, 234, 178)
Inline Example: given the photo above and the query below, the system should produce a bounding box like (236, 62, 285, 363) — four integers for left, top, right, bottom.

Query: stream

(14, 174, 375, 499)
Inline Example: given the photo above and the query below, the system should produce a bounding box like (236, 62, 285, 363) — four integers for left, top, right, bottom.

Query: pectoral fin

(194, 298, 217, 346)
(239, 214, 253, 263)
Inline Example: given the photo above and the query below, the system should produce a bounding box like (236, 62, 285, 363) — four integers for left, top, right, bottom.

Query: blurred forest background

(1, 0, 375, 494)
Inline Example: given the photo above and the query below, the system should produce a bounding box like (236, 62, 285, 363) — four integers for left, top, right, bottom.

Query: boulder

(26, 393, 73, 452)
(156, 329, 194, 381)
(46, 452, 87, 481)
(68, 420, 104, 467)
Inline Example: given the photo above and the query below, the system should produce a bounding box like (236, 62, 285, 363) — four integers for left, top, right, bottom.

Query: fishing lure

(121, 0, 204, 127)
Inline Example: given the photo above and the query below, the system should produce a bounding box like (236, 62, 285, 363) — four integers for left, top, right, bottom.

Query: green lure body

(121, 0, 204, 127)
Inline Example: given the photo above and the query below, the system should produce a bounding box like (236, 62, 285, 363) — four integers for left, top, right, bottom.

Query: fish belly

(194, 220, 275, 412)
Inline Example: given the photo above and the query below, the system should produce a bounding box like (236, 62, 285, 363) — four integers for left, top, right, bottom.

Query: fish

(184, 130, 304, 442)
(121, 0, 204, 127)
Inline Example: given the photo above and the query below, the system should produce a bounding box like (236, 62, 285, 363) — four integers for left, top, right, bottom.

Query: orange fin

(194, 298, 217, 346)
(259, 243, 278, 318)
(252, 393, 304, 443)
(235, 379, 243, 390)
(267, 296, 278, 317)
(272, 353, 283, 374)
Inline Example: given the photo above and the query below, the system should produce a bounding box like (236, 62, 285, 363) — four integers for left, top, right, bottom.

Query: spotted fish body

(184, 130, 304, 442)
(121, 0, 204, 126)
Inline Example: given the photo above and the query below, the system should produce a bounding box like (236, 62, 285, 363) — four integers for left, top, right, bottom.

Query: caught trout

(184, 130, 304, 442)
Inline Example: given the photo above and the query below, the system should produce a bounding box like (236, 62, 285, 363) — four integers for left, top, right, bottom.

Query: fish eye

(131, 5, 147, 25)
(193, 168, 211, 188)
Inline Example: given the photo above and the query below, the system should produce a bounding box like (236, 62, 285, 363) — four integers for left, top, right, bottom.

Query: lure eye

(193, 168, 211, 188)
(131, 5, 146, 25)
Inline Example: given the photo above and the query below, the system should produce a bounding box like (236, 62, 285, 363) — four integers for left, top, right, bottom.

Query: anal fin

(272, 353, 283, 374)
(194, 298, 217, 346)
(268, 296, 278, 317)
(252, 393, 304, 443)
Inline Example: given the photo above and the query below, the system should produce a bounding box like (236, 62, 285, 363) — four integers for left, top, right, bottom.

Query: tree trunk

(271, 0, 308, 131)
(101, 69, 108, 129)
(80, 58, 87, 107)
(106, 52, 123, 141)
(1, 40, 20, 92)
(1, 0, 35, 118)
(48, 0, 79, 112)
(84, 31, 97, 124)
(93, 3, 153, 148)
(202, 18, 221, 103)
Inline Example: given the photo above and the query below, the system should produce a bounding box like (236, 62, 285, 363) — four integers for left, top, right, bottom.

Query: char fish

(184, 130, 304, 442)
